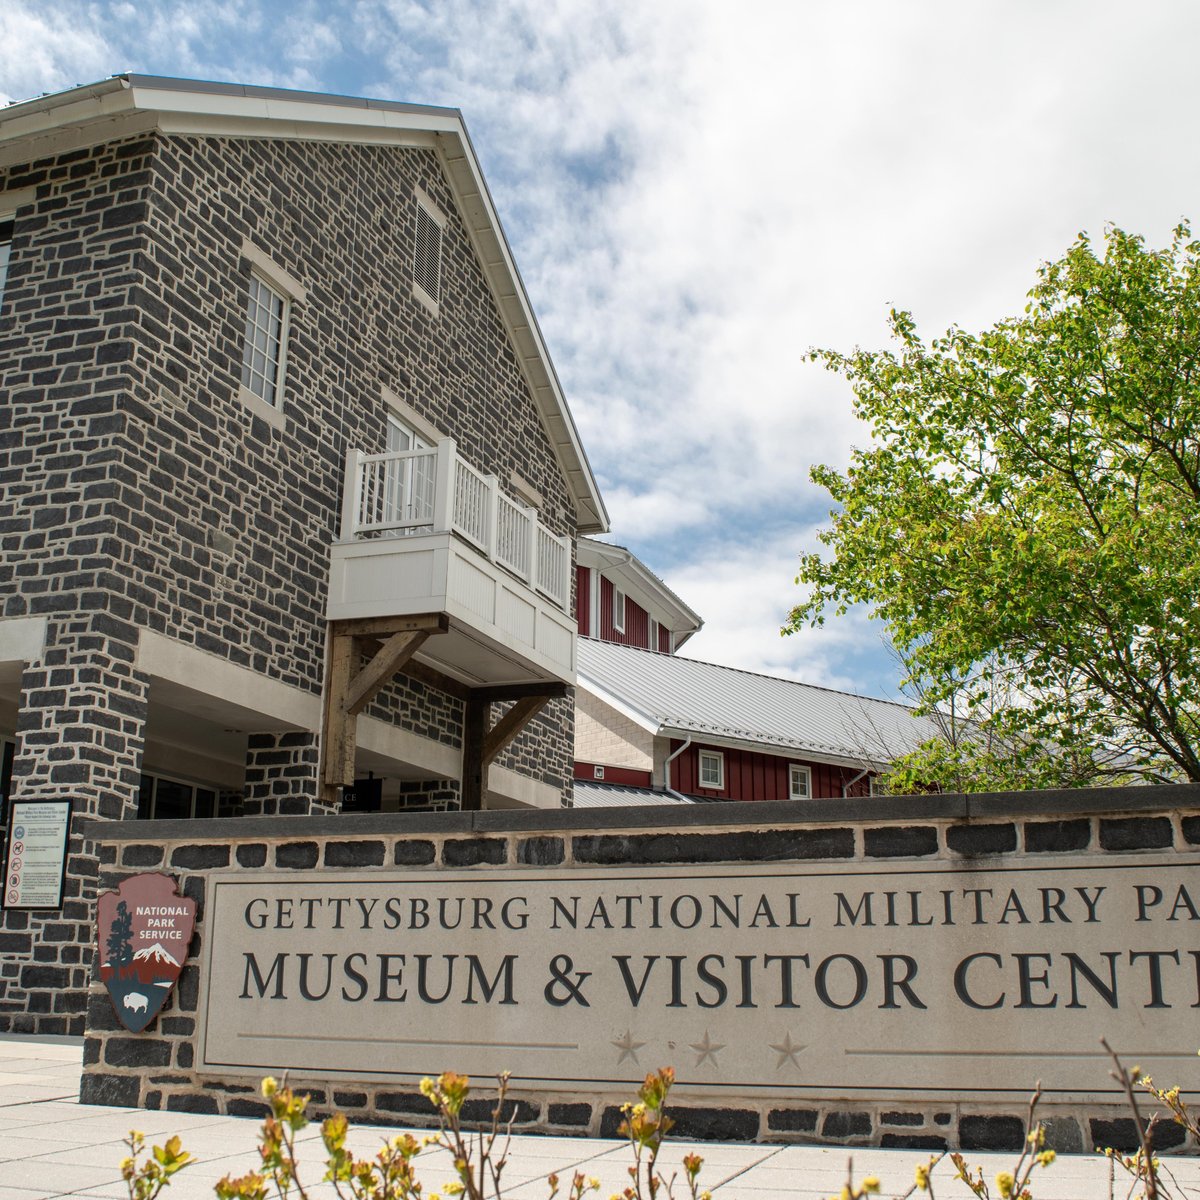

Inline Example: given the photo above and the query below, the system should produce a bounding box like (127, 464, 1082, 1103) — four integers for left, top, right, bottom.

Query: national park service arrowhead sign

(97, 873, 196, 1033)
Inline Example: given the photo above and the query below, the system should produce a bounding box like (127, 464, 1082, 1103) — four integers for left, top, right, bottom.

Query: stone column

(242, 731, 335, 816)
(0, 620, 148, 1035)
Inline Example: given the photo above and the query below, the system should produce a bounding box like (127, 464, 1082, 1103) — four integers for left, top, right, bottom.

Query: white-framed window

(413, 188, 447, 313)
(698, 749, 724, 790)
(869, 774, 883, 797)
(384, 413, 435, 532)
(240, 272, 289, 409)
(0, 218, 14, 304)
(237, 240, 307, 428)
(593, 765, 605, 780)
(613, 587, 626, 633)
(789, 763, 812, 800)
(137, 772, 217, 820)
(648, 617, 659, 651)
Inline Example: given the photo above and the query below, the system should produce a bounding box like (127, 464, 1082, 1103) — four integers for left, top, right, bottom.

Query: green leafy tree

(786, 224, 1200, 789)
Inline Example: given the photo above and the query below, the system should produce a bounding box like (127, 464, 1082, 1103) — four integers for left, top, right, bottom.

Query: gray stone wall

(78, 786, 1200, 1149)
(0, 127, 581, 1030)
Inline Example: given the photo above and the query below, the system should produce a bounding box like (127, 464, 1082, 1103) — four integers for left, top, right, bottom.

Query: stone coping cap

(81, 783, 1200, 843)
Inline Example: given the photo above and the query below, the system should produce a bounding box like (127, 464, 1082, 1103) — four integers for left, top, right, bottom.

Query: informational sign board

(197, 856, 1200, 1102)
(3, 799, 71, 910)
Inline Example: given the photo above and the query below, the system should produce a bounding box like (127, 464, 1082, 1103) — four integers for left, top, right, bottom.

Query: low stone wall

(81, 785, 1200, 1152)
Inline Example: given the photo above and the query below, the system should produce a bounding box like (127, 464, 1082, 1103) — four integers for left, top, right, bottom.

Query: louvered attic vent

(413, 198, 443, 309)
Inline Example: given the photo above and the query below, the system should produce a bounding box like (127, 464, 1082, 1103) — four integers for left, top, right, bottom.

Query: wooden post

(462, 694, 487, 812)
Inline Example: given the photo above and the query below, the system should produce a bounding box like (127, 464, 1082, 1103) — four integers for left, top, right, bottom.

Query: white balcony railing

(340, 440, 571, 611)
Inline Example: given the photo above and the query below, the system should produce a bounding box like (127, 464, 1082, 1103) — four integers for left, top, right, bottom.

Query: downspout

(660, 734, 693, 796)
(842, 767, 871, 798)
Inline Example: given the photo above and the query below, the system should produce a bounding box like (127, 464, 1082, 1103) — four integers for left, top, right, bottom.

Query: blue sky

(6, 0, 1200, 700)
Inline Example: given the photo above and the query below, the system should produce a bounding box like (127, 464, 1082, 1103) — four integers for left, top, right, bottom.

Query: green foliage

(787, 223, 1200, 787)
(120, 1131, 192, 1200)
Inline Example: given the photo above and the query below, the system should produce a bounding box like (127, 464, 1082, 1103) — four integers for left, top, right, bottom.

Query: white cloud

(9, 0, 1200, 697)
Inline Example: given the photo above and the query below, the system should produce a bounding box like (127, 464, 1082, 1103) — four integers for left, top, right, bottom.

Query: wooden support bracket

(320, 614, 449, 800)
(481, 695, 552, 767)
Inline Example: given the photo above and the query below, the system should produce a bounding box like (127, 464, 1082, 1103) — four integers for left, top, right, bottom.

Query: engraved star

(689, 1030, 725, 1068)
(769, 1031, 807, 1070)
(612, 1028, 646, 1065)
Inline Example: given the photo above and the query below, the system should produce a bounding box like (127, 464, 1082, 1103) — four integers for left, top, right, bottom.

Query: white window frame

(613, 587, 626, 633)
(789, 763, 812, 800)
(237, 239, 307, 429)
(648, 617, 659, 652)
(412, 187, 447, 315)
(0, 186, 36, 310)
(698, 749, 724, 790)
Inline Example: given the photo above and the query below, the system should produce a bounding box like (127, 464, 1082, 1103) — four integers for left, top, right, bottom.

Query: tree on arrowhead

(786, 223, 1200, 790)
(107, 899, 134, 978)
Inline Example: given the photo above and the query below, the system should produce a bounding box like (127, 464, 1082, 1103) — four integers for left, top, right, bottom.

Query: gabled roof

(577, 538, 703, 645)
(577, 637, 940, 769)
(0, 74, 608, 534)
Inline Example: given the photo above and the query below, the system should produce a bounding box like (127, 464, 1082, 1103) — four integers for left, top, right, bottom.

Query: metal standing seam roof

(571, 781, 724, 808)
(577, 638, 941, 766)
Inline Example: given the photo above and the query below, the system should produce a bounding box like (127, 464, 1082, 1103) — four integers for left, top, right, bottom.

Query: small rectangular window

(240, 273, 289, 408)
(648, 618, 659, 651)
(789, 764, 811, 799)
(613, 588, 626, 633)
(698, 749, 724, 790)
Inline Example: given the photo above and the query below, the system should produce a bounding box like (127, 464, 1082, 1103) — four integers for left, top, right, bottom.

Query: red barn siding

(598, 576, 653, 649)
(669, 741, 873, 800)
(659, 625, 671, 653)
(576, 565, 590, 635)
(573, 761, 653, 788)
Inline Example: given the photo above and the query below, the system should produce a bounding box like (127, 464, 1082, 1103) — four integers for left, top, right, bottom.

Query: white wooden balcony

(327, 440, 576, 686)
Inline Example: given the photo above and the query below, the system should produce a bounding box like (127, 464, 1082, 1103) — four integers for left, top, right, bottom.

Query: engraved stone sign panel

(197, 858, 1200, 1101)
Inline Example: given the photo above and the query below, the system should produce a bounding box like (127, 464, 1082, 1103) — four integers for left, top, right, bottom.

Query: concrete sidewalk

(0, 1035, 1196, 1199)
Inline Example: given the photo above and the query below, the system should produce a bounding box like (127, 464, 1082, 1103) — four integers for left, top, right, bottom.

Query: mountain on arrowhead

(132, 942, 180, 967)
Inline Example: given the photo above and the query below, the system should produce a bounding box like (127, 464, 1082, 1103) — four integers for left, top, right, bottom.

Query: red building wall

(669, 741, 871, 801)
(577, 567, 674, 652)
(573, 761, 653, 788)
(576, 564, 590, 636)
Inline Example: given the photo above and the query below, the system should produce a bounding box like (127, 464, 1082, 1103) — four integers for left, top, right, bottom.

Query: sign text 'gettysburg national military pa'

(197, 859, 1200, 1101)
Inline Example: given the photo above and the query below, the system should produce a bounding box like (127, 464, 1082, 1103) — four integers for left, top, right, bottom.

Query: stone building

(0, 75, 607, 1032)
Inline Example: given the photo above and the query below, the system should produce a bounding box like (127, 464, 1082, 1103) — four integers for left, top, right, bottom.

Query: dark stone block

(821, 1111, 872, 1139)
(934, 1112, 952, 1125)
(159, 1016, 195, 1037)
(237, 843, 268, 868)
(20, 964, 68, 989)
(882, 1111, 923, 1126)
(960, 1115, 1025, 1150)
(228, 1099, 271, 1118)
(105, 1037, 172, 1067)
(375, 1091, 434, 1116)
(443, 838, 506, 867)
(325, 840, 385, 867)
(1025, 819, 1091, 853)
(176, 1042, 193, 1069)
(864, 826, 938, 858)
(166, 1093, 221, 1114)
(334, 1091, 368, 1109)
(575, 827, 855, 866)
(276, 842, 319, 869)
(946, 823, 1016, 856)
(517, 836, 564, 866)
(176, 966, 199, 1012)
(83, 1038, 101, 1066)
(664, 1106, 759, 1140)
(549, 1102, 591, 1126)
(882, 1133, 947, 1150)
(1178, 813, 1200, 845)
(1042, 1117, 1083, 1154)
(1090, 1117, 1139, 1152)
(460, 1097, 539, 1125)
(394, 840, 436, 866)
(170, 844, 230, 869)
(766, 1108, 818, 1132)
(122, 844, 165, 867)
(86, 991, 124, 1032)
(80, 1072, 142, 1107)
(1100, 818, 1173, 851)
